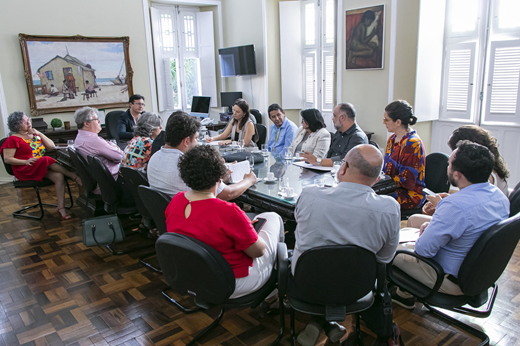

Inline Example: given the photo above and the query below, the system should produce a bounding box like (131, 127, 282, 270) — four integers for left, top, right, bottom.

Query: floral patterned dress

(121, 136, 154, 172)
(383, 130, 426, 209)
(0, 135, 56, 181)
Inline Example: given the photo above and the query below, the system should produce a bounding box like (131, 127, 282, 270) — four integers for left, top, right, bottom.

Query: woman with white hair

(121, 112, 162, 172)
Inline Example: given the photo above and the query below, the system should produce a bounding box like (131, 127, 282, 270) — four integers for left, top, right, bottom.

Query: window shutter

(181, 11, 198, 59)
(483, 40, 520, 124)
(303, 52, 316, 109)
(151, 7, 176, 112)
(440, 42, 477, 121)
(196, 11, 217, 108)
(322, 52, 334, 111)
(279, 1, 303, 109)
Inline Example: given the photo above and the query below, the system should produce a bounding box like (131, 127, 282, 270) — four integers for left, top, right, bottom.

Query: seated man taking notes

(301, 103, 368, 167)
(392, 141, 510, 309)
(147, 111, 256, 201)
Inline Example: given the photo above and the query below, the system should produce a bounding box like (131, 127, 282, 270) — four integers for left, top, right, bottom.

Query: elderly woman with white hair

(0, 111, 81, 220)
(121, 112, 162, 172)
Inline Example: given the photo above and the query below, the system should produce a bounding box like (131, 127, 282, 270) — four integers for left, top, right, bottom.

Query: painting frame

(18, 33, 134, 116)
(345, 5, 385, 70)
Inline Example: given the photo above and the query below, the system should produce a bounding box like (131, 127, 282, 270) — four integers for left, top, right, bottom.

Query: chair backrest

(509, 181, 520, 217)
(155, 232, 236, 306)
(369, 140, 380, 150)
(250, 109, 262, 124)
(88, 155, 121, 211)
(0, 138, 14, 176)
(425, 152, 450, 193)
(293, 245, 377, 305)
(255, 124, 267, 147)
(105, 111, 123, 140)
(120, 167, 151, 219)
(68, 147, 97, 196)
(138, 185, 170, 235)
(458, 214, 520, 295)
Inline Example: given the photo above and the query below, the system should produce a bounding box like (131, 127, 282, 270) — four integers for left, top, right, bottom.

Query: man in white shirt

(147, 111, 257, 201)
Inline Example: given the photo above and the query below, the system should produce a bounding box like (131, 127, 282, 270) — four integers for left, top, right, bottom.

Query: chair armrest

(388, 249, 445, 301)
(376, 262, 386, 293)
(277, 242, 289, 296)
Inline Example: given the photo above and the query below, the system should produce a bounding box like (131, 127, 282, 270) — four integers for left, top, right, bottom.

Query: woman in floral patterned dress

(122, 112, 162, 172)
(382, 100, 426, 209)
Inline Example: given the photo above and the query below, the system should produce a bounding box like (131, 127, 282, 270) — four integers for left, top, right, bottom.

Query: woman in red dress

(0, 111, 81, 220)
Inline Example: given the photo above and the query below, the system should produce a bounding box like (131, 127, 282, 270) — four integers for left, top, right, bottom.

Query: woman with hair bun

(382, 100, 426, 209)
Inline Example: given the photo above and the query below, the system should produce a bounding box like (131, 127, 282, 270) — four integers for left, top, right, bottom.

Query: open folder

(225, 160, 250, 183)
(399, 227, 420, 243)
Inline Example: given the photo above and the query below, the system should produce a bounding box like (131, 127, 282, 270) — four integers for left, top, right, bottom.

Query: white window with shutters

(299, 0, 335, 129)
(150, 4, 217, 113)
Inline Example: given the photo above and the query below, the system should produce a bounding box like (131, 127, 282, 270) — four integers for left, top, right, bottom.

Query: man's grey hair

(337, 103, 356, 120)
(7, 111, 25, 133)
(74, 107, 98, 129)
(349, 149, 382, 178)
(134, 112, 162, 138)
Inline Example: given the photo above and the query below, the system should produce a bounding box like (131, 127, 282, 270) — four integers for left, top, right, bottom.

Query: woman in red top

(165, 145, 284, 298)
(0, 112, 81, 220)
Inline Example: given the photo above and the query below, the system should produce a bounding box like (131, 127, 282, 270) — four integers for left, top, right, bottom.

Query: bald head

(339, 144, 383, 186)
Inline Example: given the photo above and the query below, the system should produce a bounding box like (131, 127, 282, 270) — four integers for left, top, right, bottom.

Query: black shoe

(324, 322, 347, 343)
(391, 289, 415, 310)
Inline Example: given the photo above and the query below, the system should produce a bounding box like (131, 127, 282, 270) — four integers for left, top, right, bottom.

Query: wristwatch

(316, 158, 322, 166)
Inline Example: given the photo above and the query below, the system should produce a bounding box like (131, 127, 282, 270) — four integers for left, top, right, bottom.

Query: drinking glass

(247, 155, 255, 169)
(67, 139, 74, 148)
(109, 139, 117, 146)
(261, 144, 269, 157)
(279, 177, 289, 194)
(314, 176, 325, 187)
(238, 139, 245, 151)
(284, 149, 292, 160)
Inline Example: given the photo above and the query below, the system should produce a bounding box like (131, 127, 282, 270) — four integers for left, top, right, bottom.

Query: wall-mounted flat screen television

(219, 44, 256, 77)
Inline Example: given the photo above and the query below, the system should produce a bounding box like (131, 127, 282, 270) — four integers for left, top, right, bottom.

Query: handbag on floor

(83, 214, 125, 247)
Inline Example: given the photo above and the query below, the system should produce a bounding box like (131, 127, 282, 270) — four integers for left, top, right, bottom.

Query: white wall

(0, 0, 152, 180)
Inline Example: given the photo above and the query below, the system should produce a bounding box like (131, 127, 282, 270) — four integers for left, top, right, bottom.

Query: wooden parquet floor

(0, 182, 519, 345)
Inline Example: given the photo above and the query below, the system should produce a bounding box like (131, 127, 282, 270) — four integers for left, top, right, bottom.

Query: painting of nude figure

(345, 5, 385, 70)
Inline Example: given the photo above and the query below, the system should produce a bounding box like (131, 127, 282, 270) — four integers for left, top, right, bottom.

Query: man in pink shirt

(73, 106, 132, 201)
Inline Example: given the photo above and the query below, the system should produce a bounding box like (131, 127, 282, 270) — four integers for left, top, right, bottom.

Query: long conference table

(213, 144, 394, 220)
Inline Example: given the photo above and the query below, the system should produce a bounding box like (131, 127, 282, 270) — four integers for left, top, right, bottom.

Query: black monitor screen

(191, 96, 211, 113)
(219, 44, 256, 76)
(220, 92, 243, 107)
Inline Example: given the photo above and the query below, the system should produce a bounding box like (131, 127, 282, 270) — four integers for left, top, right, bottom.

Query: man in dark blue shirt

(117, 94, 145, 140)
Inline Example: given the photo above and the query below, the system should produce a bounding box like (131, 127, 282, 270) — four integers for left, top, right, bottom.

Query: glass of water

(314, 176, 325, 187)
(279, 177, 289, 194)
(67, 139, 74, 148)
(238, 139, 245, 151)
(261, 144, 269, 157)
(109, 139, 117, 146)
(247, 155, 255, 169)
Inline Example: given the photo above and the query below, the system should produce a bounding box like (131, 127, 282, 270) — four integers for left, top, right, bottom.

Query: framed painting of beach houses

(345, 5, 385, 70)
(18, 34, 134, 116)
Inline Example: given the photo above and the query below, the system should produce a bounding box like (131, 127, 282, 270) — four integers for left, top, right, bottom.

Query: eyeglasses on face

(133, 102, 145, 107)
(383, 117, 392, 123)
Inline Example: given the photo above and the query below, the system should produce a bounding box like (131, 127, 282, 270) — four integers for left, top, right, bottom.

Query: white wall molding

(387, 0, 397, 104)
(336, 0, 343, 104)
(0, 72, 9, 137)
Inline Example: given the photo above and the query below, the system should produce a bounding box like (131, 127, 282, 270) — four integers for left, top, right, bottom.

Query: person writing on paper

(148, 111, 256, 201)
(287, 108, 330, 159)
(206, 98, 257, 147)
(301, 103, 368, 167)
(165, 145, 284, 298)
(293, 144, 400, 345)
(391, 141, 509, 309)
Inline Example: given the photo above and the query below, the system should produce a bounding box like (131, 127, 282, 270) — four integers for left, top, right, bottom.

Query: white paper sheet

(292, 161, 333, 172)
(226, 160, 251, 183)
(399, 227, 420, 243)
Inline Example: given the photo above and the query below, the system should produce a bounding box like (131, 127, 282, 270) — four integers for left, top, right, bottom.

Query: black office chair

(0, 138, 73, 219)
(508, 181, 520, 217)
(401, 152, 450, 219)
(369, 140, 380, 150)
(250, 108, 262, 124)
(120, 167, 152, 228)
(388, 214, 520, 346)
(105, 110, 123, 140)
(255, 124, 267, 147)
(280, 245, 381, 345)
(68, 147, 102, 219)
(156, 233, 286, 346)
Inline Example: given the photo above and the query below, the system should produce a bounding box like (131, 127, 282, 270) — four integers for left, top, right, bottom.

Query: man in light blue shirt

(392, 141, 510, 309)
(266, 103, 297, 154)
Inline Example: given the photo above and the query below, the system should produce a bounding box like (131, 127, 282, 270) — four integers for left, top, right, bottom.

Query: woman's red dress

(0, 136, 56, 181)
